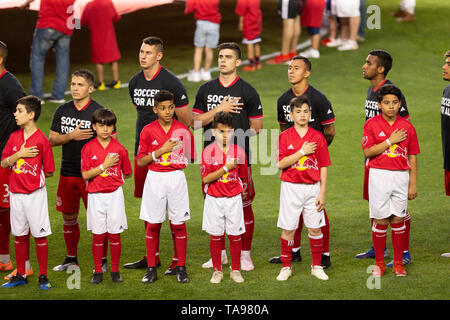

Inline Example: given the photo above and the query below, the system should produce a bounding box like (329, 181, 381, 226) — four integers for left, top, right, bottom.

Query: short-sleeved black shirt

(128, 66, 189, 155)
(0, 70, 26, 151)
(441, 84, 450, 170)
(50, 99, 105, 177)
(277, 85, 335, 134)
(192, 76, 263, 164)
(365, 79, 409, 121)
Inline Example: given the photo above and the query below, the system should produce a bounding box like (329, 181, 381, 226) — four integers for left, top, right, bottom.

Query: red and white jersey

(81, 138, 132, 193)
(277, 126, 330, 184)
(137, 119, 196, 172)
(362, 114, 420, 171)
(201, 142, 247, 198)
(2, 128, 55, 194)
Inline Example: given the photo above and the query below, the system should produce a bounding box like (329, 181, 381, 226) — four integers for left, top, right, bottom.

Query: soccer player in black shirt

(270, 55, 335, 268)
(356, 50, 412, 265)
(192, 42, 263, 271)
(124, 36, 190, 273)
(0, 41, 33, 279)
(49, 69, 110, 271)
(441, 50, 450, 258)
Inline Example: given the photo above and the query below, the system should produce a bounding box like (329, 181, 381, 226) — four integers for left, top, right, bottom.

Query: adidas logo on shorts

(184, 212, 189, 217)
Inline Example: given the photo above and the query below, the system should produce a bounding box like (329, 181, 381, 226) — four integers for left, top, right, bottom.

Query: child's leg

(171, 222, 187, 267)
(321, 210, 330, 254)
(34, 236, 48, 277)
(372, 219, 388, 265)
(145, 223, 162, 268)
(108, 233, 121, 273)
(103, 233, 108, 262)
(280, 229, 295, 268)
(111, 61, 119, 82)
(247, 43, 255, 63)
(210, 234, 224, 271)
(92, 233, 106, 273)
(308, 229, 324, 267)
(293, 214, 303, 250)
(169, 221, 178, 268)
(404, 212, 411, 252)
(193, 46, 203, 72)
(95, 63, 104, 84)
(204, 47, 214, 72)
(227, 234, 242, 271)
(390, 217, 406, 263)
(63, 213, 80, 258)
(14, 235, 28, 276)
(241, 205, 254, 251)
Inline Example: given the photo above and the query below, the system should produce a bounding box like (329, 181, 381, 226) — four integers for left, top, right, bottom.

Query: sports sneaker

(90, 272, 103, 284)
(266, 54, 291, 65)
(38, 274, 52, 290)
(4, 266, 33, 280)
(325, 38, 343, 48)
(110, 271, 123, 283)
(299, 48, 320, 59)
(123, 256, 148, 269)
(269, 250, 302, 264)
(142, 267, 157, 284)
(95, 82, 106, 91)
(387, 251, 412, 267)
(202, 251, 228, 268)
(164, 265, 177, 276)
(320, 37, 332, 46)
(255, 62, 262, 70)
(321, 254, 331, 269)
(92, 258, 108, 273)
(372, 262, 385, 276)
(53, 256, 78, 272)
(337, 40, 359, 51)
(200, 68, 211, 81)
(230, 270, 245, 283)
(240, 251, 254, 271)
(243, 64, 256, 72)
(187, 70, 201, 82)
(107, 80, 121, 89)
(276, 267, 292, 281)
(311, 265, 329, 280)
(47, 97, 66, 104)
(0, 261, 13, 271)
(392, 262, 407, 276)
(2, 274, 27, 288)
(355, 246, 389, 259)
(442, 252, 450, 258)
(175, 266, 189, 283)
(210, 270, 223, 284)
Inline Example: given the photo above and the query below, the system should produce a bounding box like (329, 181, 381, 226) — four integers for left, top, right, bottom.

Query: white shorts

(242, 37, 262, 45)
(202, 194, 245, 236)
(10, 187, 51, 238)
(87, 187, 128, 234)
(194, 20, 220, 48)
(331, 0, 360, 17)
(369, 168, 409, 220)
(278, 181, 325, 230)
(140, 170, 190, 224)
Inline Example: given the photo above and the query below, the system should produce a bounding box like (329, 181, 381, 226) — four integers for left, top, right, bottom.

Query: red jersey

(201, 142, 247, 198)
(277, 126, 330, 184)
(362, 114, 420, 171)
(36, 0, 76, 36)
(81, 138, 132, 193)
(185, 0, 221, 24)
(137, 120, 196, 172)
(235, 0, 262, 41)
(2, 128, 55, 194)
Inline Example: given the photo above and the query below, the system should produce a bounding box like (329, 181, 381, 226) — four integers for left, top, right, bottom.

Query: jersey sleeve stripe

(176, 103, 189, 109)
(321, 118, 335, 125)
(192, 108, 204, 114)
(248, 115, 263, 119)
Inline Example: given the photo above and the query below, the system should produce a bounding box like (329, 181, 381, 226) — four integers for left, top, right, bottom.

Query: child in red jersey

(137, 90, 195, 284)
(362, 84, 419, 277)
(276, 95, 330, 281)
(235, 0, 263, 71)
(81, 108, 132, 284)
(201, 111, 247, 284)
(1, 96, 55, 290)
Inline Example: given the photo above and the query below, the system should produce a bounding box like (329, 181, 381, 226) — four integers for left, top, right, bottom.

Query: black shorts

(277, 0, 302, 19)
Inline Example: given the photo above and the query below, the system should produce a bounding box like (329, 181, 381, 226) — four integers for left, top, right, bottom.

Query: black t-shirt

(365, 79, 409, 121)
(0, 70, 26, 151)
(50, 99, 105, 177)
(441, 84, 450, 170)
(277, 85, 335, 134)
(128, 67, 189, 155)
(192, 76, 263, 164)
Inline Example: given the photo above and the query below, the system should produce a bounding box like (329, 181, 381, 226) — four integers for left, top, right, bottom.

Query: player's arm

(407, 154, 417, 200)
(202, 159, 238, 184)
(81, 154, 119, 180)
(49, 124, 94, 146)
(316, 167, 327, 212)
(249, 118, 263, 136)
(323, 124, 335, 146)
(136, 139, 180, 167)
(277, 141, 317, 170)
(175, 106, 192, 128)
(363, 128, 407, 158)
(192, 95, 243, 130)
(1, 142, 39, 169)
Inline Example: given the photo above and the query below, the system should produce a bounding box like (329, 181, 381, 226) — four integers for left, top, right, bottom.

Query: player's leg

(95, 63, 105, 90)
(243, 43, 256, 72)
(225, 194, 245, 283)
(142, 222, 161, 283)
(35, 236, 51, 289)
(52, 32, 71, 102)
(389, 216, 407, 276)
(108, 60, 121, 89)
(209, 234, 225, 283)
(240, 167, 255, 271)
(200, 21, 218, 81)
(254, 43, 262, 70)
(308, 228, 328, 280)
(290, 14, 301, 57)
(320, 210, 331, 268)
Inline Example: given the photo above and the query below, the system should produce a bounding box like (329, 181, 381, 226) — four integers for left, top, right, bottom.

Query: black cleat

(164, 265, 177, 276)
(91, 272, 103, 284)
(321, 254, 331, 269)
(142, 267, 157, 283)
(124, 257, 148, 269)
(110, 271, 123, 283)
(53, 256, 78, 272)
(175, 266, 189, 283)
(269, 250, 302, 264)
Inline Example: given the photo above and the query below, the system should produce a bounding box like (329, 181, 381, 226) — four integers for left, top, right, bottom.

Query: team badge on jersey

(293, 156, 318, 171)
(384, 144, 407, 159)
(13, 159, 37, 176)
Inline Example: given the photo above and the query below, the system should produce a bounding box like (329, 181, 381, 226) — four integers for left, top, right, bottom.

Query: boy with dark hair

(276, 95, 330, 281)
(201, 111, 247, 284)
(81, 108, 132, 284)
(362, 84, 419, 276)
(137, 90, 195, 284)
(1, 95, 55, 289)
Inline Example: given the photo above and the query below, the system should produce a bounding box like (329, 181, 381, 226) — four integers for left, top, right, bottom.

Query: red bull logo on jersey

(293, 156, 318, 171)
(157, 151, 188, 167)
(100, 167, 119, 178)
(219, 172, 238, 184)
(384, 144, 407, 159)
(13, 159, 37, 176)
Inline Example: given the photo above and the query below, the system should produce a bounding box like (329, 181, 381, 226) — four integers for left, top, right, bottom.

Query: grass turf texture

(0, 0, 449, 300)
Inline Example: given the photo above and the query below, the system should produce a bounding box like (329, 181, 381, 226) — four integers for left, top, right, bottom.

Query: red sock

(103, 233, 108, 260)
(209, 235, 224, 271)
(169, 221, 178, 267)
(24, 231, 31, 261)
(144, 221, 159, 264)
(293, 215, 303, 249)
(145, 223, 161, 267)
(108, 233, 121, 272)
(242, 205, 254, 251)
(63, 219, 80, 257)
(0, 209, 11, 255)
(308, 233, 324, 267)
(228, 234, 242, 271)
(14, 235, 27, 276)
(280, 238, 293, 268)
(321, 210, 330, 253)
(92, 233, 106, 273)
(34, 237, 48, 277)
(372, 222, 388, 264)
(172, 223, 187, 267)
(391, 220, 406, 263)
(404, 212, 411, 251)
